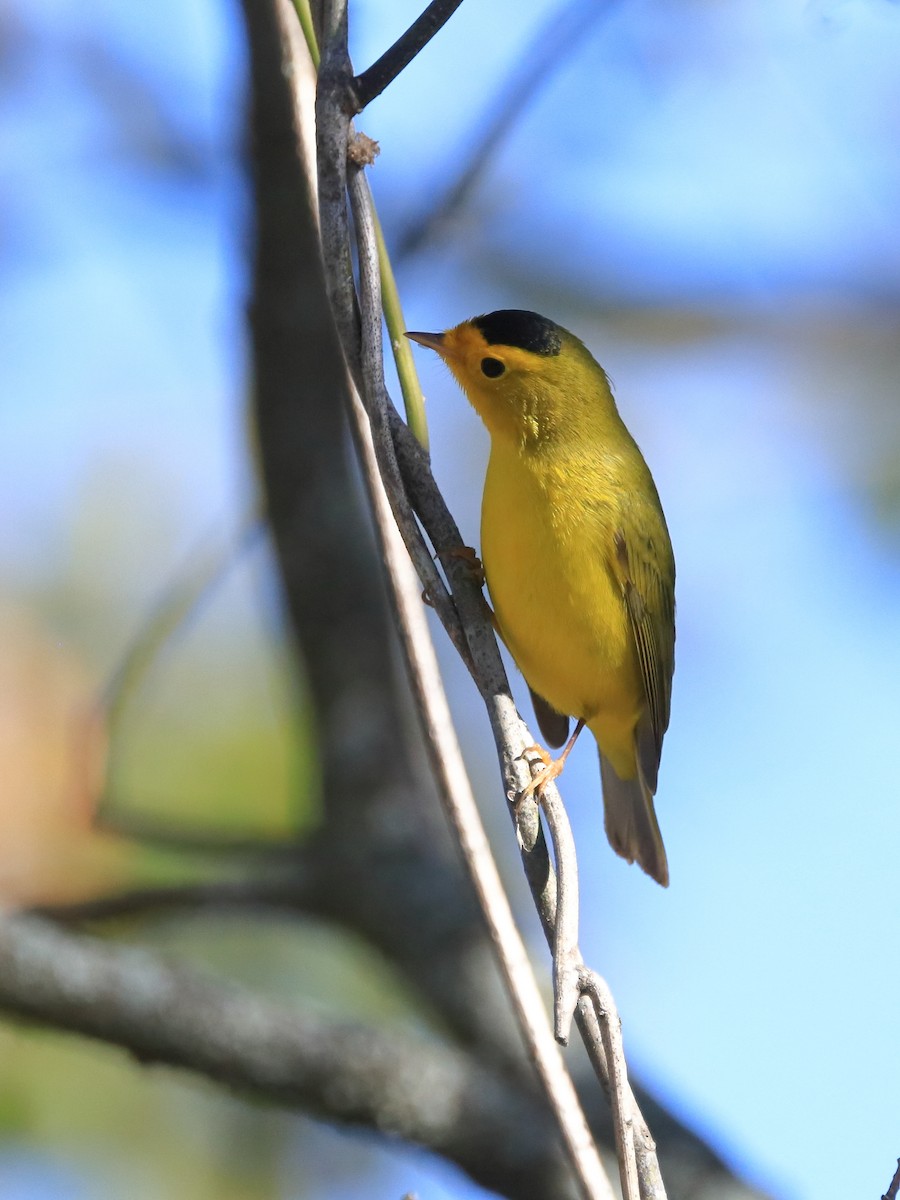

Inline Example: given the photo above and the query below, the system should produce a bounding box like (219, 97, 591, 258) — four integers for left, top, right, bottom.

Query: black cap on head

(471, 310, 563, 357)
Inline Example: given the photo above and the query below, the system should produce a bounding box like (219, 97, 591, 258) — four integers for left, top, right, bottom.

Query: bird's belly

(481, 457, 641, 731)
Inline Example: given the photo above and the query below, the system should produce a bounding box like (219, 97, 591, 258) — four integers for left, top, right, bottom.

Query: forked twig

(351, 0, 465, 110)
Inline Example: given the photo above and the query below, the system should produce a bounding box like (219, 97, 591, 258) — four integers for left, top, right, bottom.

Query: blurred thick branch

(0, 915, 574, 1199)
(242, 0, 526, 1070)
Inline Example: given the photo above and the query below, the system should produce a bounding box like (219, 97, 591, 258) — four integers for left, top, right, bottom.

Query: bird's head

(407, 309, 599, 445)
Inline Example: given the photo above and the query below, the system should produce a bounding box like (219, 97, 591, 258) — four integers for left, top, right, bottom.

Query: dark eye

(480, 357, 505, 378)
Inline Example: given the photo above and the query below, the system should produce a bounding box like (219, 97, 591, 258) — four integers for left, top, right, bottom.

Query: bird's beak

(405, 330, 447, 355)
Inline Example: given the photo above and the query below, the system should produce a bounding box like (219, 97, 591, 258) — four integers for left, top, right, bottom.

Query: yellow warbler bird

(407, 310, 675, 886)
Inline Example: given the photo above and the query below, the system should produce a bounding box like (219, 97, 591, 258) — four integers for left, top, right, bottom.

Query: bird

(407, 309, 675, 886)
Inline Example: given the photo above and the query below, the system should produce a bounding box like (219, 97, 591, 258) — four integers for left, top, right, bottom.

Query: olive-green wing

(613, 522, 675, 792)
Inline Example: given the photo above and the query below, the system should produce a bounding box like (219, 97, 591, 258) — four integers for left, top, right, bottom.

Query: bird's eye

(480, 357, 505, 378)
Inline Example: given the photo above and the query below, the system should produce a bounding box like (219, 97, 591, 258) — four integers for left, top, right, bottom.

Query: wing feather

(613, 522, 675, 791)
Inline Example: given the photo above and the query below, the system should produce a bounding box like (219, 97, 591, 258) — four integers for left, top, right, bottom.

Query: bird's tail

(599, 752, 669, 887)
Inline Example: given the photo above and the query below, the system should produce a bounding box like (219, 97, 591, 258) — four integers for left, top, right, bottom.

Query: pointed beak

(405, 330, 447, 355)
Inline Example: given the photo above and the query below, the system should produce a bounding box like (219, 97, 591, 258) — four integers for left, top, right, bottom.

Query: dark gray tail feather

(599, 752, 669, 887)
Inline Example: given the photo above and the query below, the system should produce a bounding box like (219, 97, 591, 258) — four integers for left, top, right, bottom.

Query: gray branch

(241, 0, 525, 1069)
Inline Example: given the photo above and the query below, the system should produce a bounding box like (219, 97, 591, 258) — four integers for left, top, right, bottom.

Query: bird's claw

(515, 743, 562, 806)
(439, 545, 486, 588)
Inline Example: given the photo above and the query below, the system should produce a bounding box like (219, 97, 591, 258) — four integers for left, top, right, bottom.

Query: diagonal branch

(351, 0, 466, 111)
(883, 1160, 900, 1200)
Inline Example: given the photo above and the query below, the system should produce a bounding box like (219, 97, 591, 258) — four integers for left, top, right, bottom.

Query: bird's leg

(518, 719, 586, 802)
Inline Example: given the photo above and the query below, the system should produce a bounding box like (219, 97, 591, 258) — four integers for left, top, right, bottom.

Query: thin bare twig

(579, 969, 640, 1200)
(315, 32, 464, 657)
(538, 785, 584, 1045)
(351, 0, 465, 111)
(575, 995, 665, 1200)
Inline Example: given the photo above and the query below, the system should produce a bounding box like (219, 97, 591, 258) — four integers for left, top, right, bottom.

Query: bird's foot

(516, 744, 562, 804)
(438, 544, 486, 588)
(515, 718, 586, 804)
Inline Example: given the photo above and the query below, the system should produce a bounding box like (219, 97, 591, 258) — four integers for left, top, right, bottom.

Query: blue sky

(2, 1, 900, 1198)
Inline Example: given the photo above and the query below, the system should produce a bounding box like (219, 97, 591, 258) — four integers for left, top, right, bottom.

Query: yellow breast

(481, 438, 643, 743)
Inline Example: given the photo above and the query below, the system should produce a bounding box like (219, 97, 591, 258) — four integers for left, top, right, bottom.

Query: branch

(315, 5, 646, 1192)
(0, 915, 576, 1200)
(883, 1160, 900, 1200)
(244, 0, 528, 1072)
(315, 5, 612, 1194)
(351, 0, 465, 112)
(579, 969, 640, 1200)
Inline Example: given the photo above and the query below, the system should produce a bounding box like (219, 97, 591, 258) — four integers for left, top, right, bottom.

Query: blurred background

(2, 0, 900, 1196)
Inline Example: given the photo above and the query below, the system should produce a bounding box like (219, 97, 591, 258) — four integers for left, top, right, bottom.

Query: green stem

(291, 0, 320, 66)
(374, 211, 429, 450)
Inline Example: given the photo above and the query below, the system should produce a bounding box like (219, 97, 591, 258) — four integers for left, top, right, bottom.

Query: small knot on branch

(348, 132, 380, 167)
